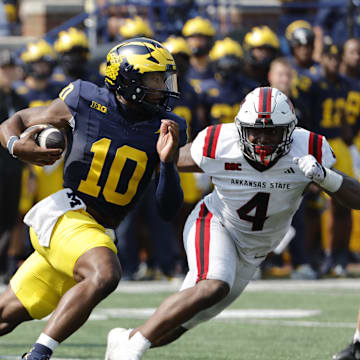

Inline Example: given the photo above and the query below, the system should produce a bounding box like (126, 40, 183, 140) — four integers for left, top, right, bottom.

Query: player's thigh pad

(182, 201, 239, 286)
(11, 209, 117, 319)
(10, 251, 76, 319)
(31, 209, 118, 278)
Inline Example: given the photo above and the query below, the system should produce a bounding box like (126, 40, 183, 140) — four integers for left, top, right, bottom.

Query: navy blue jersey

(186, 64, 215, 95)
(288, 55, 321, 102)
(287, 55, 321, 78)
(60, 80, 187, 228)
(172, 79, 202, 140)
(293, 72, 351, 139)
(200, 75, 257, 124)
(342, 76, 360, 134)
(14, 80, 65, 108)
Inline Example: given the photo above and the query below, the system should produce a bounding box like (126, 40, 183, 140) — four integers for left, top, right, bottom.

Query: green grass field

(1, 279, 360, 360)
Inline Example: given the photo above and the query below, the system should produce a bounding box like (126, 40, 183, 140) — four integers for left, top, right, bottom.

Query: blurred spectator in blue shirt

(0, 1, 10, 36)
(314, 0, 360, 57)
(3, 0, 20, 35)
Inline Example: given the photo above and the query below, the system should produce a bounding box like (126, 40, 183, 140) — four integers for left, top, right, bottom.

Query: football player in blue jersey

(53, 27, 103, 86)
(285, 21, 322, 105)
(243, 26, 281, 86)
(15, 39, 65, 108)
(182, 16, 216, 93)
(0, 37, 187, 360)
(285, 21, 320, 78)
(340, 38, 360, 147)
(201, 37, 257, 125)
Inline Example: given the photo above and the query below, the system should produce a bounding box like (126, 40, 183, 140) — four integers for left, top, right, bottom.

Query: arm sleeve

(155, 161, 183, 221)
(178, 117, 187, 147)
(154, 114, 188, 220)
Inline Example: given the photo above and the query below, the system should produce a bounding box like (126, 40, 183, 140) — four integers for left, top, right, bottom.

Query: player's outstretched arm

(177, 143, 203, 172)
(326, 170, 360, 209)
(294, 155, 360, 209)
(0, 98, 72, 165)
(155, 119, 184, 221)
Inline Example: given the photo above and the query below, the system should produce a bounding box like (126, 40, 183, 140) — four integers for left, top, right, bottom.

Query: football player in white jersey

(104, 87, 360, 360)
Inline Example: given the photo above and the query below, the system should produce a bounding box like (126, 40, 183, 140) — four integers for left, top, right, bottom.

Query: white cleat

(105, 327, 132, 360)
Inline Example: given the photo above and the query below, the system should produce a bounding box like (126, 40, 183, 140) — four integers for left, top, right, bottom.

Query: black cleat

(20, 354, 50, 360)
(333, 342, 360, 360)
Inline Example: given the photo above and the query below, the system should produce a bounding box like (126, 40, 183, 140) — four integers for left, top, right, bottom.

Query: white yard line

(2, 278, 360, 295)
(36, 308, 321, 322)
(230, 318, 356, 328)
(112, 278, 360, 293)
(79, 308, 322, 321)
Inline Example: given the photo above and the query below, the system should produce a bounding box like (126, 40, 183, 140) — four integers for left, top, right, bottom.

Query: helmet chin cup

(253, 144, 278, 166)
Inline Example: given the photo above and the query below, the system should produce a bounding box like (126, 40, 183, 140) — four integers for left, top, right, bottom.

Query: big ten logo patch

(90, 101, 108, 113)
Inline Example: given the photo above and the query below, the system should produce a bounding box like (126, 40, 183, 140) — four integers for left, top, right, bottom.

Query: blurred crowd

(1, 0, 360, 283)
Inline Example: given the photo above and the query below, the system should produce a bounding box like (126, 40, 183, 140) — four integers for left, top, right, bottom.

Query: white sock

(128, 331, 151, 356)
(37, 333, 59, 352)
(353, 329, 360, 343)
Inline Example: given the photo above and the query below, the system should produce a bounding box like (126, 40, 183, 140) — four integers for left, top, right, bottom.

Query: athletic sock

(36, 333, 59, 352)
(353, 329, 360, 343)
(127, 331, 151, 357)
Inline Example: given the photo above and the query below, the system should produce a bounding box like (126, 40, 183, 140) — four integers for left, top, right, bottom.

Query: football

(21, 124, 66, 151)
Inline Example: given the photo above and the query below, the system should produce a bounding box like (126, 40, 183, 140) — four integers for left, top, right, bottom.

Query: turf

(0, 280, 359, 360)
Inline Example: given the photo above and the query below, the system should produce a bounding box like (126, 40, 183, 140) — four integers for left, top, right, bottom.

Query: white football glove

(293, 155, 343, 193)
(293, 155, 325, 183)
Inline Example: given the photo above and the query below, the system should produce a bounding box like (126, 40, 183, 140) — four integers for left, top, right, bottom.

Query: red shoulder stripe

(203, 124, 222, 158)
(308, 132, 323, 164)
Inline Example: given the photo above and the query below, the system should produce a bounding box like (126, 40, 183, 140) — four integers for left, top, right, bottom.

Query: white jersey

(191, 123, 336, 255)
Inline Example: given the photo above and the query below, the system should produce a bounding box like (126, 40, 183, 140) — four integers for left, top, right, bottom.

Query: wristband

(319, 167, 343, 193)
(6, 135, 19, 158)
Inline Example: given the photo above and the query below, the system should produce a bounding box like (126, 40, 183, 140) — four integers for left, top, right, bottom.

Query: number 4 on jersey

(237, 192, 270, 231)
